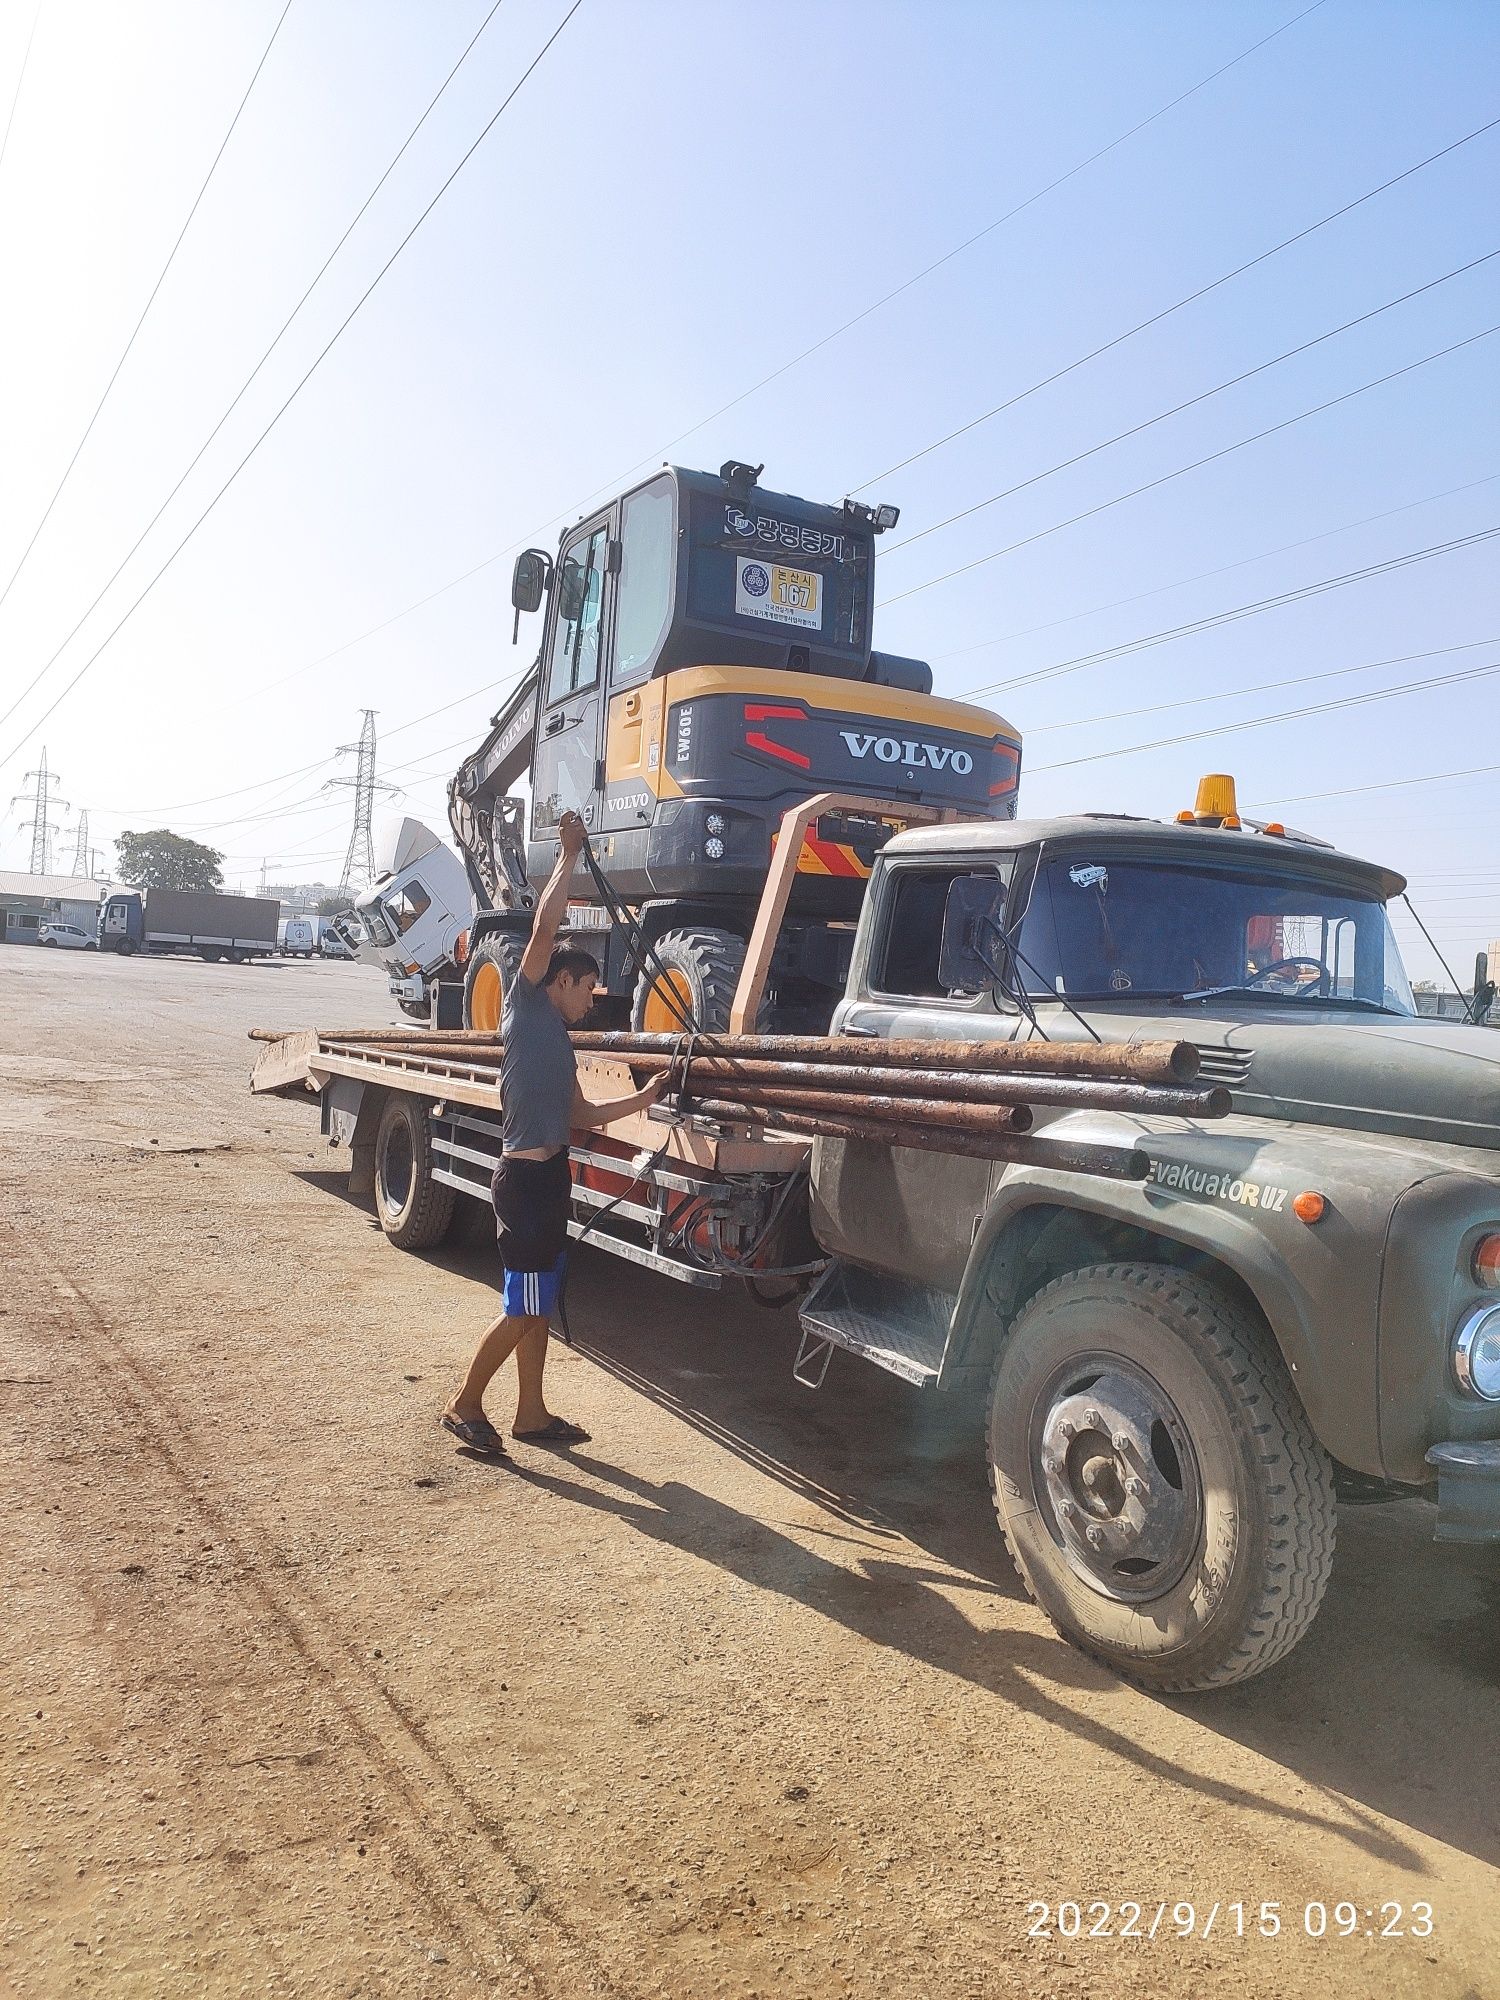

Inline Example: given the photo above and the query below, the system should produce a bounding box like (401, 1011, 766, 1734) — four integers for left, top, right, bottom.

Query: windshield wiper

(1176, 983, 1399, 1013)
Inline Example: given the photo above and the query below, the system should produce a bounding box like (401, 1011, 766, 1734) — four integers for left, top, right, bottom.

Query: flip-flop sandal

(512, 1416, 591, 1447)
(438, 1412, 510, 1457)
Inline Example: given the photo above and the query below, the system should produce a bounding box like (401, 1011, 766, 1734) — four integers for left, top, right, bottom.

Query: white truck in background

(332, 817, 473, 1021)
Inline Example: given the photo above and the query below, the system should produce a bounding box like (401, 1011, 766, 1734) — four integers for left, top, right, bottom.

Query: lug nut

(1057, 1418, 1077, 1441)
(1084, 1409, 1103, 1430)
(1126, 1476, 1146, 1499)
(1112, 1431, 1132, 1453)
(1086, 1526, 1104, 1549)
(1057, 1500, 1076, 1519)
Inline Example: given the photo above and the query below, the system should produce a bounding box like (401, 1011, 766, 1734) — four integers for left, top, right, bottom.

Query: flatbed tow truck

(255, 775, 1500, 1693)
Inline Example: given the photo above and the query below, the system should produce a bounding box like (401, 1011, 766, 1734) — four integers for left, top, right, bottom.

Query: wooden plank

(249, 1030, 326, 1097)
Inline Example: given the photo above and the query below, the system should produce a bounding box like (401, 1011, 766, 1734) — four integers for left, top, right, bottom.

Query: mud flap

(1426, 1441, 1500, 1544)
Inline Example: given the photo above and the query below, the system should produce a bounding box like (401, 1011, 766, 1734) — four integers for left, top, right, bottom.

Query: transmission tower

(10, 747, 69, 875)
(70, 810, 91, 876)
(327, 710, 397, 891)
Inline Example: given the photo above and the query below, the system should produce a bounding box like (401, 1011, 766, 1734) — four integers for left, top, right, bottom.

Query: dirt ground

(2, 947, 1497, 2000)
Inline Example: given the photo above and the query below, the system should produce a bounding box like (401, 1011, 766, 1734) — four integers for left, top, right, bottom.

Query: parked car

(38, 920, 97, 951)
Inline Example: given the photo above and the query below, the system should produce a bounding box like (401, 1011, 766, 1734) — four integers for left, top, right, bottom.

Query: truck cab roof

(885, 809, 1406, 901)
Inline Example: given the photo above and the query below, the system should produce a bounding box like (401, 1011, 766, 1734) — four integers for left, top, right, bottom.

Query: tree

(317, 891, 354, 918)
(115, 829, 225, 893)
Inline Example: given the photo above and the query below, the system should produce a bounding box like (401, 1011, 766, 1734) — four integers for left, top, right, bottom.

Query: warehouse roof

(0, 873, 110, 902)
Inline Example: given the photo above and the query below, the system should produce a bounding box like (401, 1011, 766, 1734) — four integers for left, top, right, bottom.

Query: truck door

(532, 515, 613, 838)
(816, 859, 1019, 1291)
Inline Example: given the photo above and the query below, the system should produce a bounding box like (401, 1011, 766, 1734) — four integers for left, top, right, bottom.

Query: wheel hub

(1035, 1364, 1202, 1601)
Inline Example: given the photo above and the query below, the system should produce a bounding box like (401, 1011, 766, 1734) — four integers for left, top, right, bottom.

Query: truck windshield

(1014, 853, 1416, 1014)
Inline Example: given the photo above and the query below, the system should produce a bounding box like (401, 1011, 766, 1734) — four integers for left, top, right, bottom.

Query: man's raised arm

(519, 810, 588, 986)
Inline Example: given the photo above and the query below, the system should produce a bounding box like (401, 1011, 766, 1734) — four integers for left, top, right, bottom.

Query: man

(441, 811, 667, 1459)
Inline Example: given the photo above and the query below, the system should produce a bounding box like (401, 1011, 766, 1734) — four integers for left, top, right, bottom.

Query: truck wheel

(396, 997, 430, 1024)
(463, 935, 523, 1032)
(631, 928, 746, 1035)
(373, 1095, 456, 1250)
(199, 948, 222, 963)
(987, 1264, 1335, 1693)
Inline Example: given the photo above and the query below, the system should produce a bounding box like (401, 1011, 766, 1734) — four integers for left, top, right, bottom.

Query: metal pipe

(307, 1035, 1227, 1118)
(687, 1080, 1035, 1134)
(574, 1031, 1202, 1084)
(270, 1025, 1199, 1086)
(687, 1097, 1150, 1179)
(584, 1053, 1228, 1120)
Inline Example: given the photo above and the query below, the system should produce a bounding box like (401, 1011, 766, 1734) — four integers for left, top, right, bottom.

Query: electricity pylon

(11, 747, 69, 874)
(70, 810, 91, 876)
(327, 710, 397, 892)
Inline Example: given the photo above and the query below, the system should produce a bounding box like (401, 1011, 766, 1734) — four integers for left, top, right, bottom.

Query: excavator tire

(463, 934, 524, 1033)
(631, 928, 748, 1037)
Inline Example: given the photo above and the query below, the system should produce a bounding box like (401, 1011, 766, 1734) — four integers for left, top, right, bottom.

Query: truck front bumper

(388, 973, 425, 1003)
(1425, 1441, 1500, 1544)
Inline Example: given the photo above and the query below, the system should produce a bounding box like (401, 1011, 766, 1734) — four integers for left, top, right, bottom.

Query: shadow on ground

(303, 1172, 1500, 1872)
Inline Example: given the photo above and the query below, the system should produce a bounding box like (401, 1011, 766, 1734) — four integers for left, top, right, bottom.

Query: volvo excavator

(447, 460, 1022, 1034)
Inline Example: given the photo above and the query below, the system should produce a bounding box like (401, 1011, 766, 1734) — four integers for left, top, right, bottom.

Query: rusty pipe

(308, 1034, 1227, 1118)
(686, 1080, 1034, 1134)
(687, 1096, 1149, 1179)
(573, 1031, 1201, 1084)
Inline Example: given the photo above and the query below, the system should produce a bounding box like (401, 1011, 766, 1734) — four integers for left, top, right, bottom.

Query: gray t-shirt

(500, 970, 577, 1155)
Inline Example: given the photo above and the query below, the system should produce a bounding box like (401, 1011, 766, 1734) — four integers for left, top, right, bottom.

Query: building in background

(0, 872, 109, 946)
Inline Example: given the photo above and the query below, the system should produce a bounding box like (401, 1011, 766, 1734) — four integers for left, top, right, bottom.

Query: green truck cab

(802, 778, 1500, 1691)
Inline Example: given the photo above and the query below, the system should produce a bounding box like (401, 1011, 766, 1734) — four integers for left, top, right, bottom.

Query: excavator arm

(447, 666, 539, 914)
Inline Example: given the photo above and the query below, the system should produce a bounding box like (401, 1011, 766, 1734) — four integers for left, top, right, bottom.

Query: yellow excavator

(448, 460, 1021, 1034)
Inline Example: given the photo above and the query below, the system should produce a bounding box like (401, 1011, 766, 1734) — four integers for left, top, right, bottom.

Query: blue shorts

(501, 1255, 566, 1319)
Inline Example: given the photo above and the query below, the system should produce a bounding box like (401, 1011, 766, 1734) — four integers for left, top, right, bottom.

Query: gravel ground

(2, 947, 1497, 1999)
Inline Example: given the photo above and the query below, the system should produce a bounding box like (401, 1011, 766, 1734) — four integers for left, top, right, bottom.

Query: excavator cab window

(613, 480, 674, 685)
(546, 525, 608, 702)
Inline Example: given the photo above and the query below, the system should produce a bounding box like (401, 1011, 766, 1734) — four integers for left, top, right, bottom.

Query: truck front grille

(1188, 1043, 1254, 1085)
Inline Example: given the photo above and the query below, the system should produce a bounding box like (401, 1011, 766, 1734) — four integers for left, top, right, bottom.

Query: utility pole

(327, 709, 397, 892)
(10, 747, 69, 875)
(70, 809, 91, 876)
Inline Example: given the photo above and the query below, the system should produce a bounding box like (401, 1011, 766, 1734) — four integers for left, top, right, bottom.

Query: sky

(0, 0, 1496, 983)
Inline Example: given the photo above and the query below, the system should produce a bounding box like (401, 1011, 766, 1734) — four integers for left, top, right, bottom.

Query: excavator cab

(451, 461, 1021, 1032)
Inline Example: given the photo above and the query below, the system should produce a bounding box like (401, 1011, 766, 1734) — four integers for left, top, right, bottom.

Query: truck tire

(396, 997, 430, 1024)
(987, 1264, 1335, 1693)
(199, 948, 223, 963)
(373, 1094, 456, 1250)
(463, 934, 524, 1032)
(631, 928, 747, 1035)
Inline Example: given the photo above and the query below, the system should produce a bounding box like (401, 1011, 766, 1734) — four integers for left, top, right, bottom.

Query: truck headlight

(1453, 1304, 1500, 1400)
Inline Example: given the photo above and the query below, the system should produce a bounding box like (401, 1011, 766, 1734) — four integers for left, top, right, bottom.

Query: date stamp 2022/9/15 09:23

(1024, 1900, 1436, 1943)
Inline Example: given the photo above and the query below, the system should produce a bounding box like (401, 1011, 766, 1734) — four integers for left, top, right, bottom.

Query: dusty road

(2, 947, 1497, 1999)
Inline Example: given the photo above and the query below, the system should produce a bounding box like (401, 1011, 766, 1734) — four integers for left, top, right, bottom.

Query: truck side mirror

(938, 873, 1009, 994)
(511, 549, 552, 642)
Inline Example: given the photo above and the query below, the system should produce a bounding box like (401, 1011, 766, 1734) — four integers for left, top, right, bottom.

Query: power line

(881, 326, 1500, 614)
(0, 0, 295, 618)
(0, 0, 510, 742)
(852, 112, 1500, 496)
(0, 0, 583, 777)
(111, 674, 515, 832)
(932, 473, 1500, 665)
(0, 0, 43, 191)
(1249, 762, 1500, 808)
(957, 526, 1500, 698)
(1027, 638, 1497, 734)
(880, 250, 1500, 561)
(177, 1, 1335, 709)
(1028, 657, 1500, 773)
